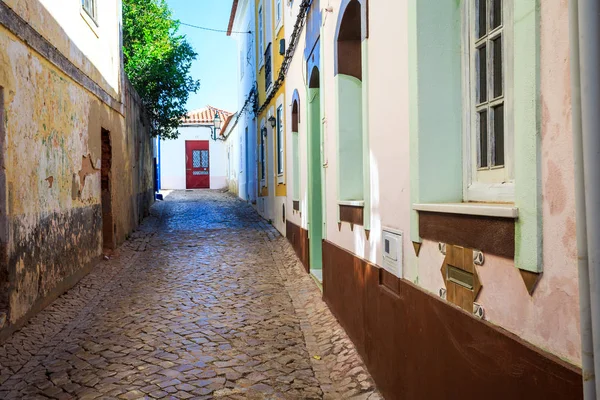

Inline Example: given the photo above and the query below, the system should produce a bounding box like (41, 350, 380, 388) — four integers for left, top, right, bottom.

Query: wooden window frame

(463, 0, 514, 203)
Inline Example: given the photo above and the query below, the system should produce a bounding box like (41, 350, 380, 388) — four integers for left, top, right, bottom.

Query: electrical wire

(179, 21, 252, 34)
(256, 0, 311, 114)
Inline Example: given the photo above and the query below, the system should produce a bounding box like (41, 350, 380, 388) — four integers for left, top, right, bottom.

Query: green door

(307, 87, 323, 279)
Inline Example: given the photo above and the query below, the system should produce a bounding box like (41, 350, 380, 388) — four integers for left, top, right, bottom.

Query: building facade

(159, 106, 232, 191)
(229, 0, 289, 234)
(229, 0, 584, 398)
(0, 0, 155, 340)
(226, 0, 258, 203)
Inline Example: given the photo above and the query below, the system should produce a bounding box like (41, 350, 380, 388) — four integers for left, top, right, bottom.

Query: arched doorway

(291, 91, 300, 211)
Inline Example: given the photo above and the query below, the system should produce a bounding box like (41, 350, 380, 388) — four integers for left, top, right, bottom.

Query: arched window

(291, 90, 301, 209)
(335, 0, 364, 202)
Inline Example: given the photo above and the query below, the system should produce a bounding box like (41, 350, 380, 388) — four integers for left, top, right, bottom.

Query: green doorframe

(307, 85, 324, 274)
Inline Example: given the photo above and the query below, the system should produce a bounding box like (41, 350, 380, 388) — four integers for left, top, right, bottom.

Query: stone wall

(0, 2, 154, 341)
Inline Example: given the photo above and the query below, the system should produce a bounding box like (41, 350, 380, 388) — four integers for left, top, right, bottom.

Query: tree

(123, 0, 200, 139)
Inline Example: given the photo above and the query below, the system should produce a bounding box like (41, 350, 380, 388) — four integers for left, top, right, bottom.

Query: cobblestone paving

(0, 190, 380, 399)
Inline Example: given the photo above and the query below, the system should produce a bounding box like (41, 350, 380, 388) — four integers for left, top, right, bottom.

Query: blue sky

(166, 0, 238, 113)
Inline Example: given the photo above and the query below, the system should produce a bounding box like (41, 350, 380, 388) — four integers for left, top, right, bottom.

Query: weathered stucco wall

(3, 0, 122, 96)
(0, 1, 154, 340)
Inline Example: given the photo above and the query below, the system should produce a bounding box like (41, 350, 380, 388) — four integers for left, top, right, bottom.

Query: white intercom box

(382, 227, 403, 278)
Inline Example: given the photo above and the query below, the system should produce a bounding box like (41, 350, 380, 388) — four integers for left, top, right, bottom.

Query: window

(276, 0, 282, 25)
(258, 5, 264, 65)
(265, 43, 273, 91)
(292, 98, 300, 202)
(335, 0, 364, 203)
(276, 105, 284, 176)
(240, 131, 244, 172)
(81, 0, 97, 23)
(260, 127, 266, 184)
(466, 0, 513, 201)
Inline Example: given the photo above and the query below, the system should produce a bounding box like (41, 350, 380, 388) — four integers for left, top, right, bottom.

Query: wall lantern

(268, 115, 276, 128)
(211, 111, 222, 141)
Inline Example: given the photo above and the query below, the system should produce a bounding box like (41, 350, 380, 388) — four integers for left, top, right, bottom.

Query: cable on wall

(256, 0, 311, 114)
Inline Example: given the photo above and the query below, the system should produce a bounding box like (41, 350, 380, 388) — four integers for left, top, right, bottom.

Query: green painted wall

(308, 88, 323, 271)
(409, 0, 463, 242)
(361, 40, 371, 231)
(514, 0, 542, 273)
(293, 131, 300, 201)
(408, 0, 542, 273)
(336, 75, 364, 202)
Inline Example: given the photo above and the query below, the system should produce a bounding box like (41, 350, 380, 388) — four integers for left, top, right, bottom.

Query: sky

(166, 0, 239, 113)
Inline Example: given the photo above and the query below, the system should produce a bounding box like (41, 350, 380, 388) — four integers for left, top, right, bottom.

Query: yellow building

(254, 0, 287, 234)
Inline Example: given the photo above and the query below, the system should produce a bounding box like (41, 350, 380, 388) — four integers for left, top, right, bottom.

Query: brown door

(186, 140, 210, 189)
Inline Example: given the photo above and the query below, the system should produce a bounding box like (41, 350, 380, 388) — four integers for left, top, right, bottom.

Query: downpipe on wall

(572, 0, 600, 397)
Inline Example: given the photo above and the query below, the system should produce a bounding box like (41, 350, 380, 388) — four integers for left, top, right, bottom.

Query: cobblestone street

(0, 191, 380, 400)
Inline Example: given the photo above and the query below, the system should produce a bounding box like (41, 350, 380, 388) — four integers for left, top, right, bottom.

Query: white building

(226, 0, 258, 204)
(159, 106, 232, 190)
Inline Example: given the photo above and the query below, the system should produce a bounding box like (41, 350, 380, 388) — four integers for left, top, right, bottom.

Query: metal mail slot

(447, 265, 474, 290)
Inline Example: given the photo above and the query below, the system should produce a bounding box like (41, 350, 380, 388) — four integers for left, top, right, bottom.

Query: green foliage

(123, 0, 200, 139)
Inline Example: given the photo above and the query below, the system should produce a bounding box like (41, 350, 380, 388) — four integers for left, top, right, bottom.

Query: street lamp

(268, 115, 276, 128)
(211, 111, 222, 141)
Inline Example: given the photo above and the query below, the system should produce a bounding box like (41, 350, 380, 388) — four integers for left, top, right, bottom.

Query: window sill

(413, 202, 518, 219)
(339, 202, 364, 228)
(339, 200, 365, 207)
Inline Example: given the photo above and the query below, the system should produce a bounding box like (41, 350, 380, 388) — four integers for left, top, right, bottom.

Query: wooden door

(186, 141, 210, 189)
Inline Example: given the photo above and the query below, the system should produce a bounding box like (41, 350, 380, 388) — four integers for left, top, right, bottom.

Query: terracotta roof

(181, 106, 234, 132)
(227, 0, 239, 36)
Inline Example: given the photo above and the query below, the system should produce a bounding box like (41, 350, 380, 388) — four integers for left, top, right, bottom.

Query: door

(307, 66, 324, 281)
(186, 140, 210, 189)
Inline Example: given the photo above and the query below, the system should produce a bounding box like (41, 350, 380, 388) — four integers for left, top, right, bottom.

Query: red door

(186, 141, 210, 189)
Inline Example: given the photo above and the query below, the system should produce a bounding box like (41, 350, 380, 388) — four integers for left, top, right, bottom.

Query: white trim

(258, 1, 265, 69)
(339, 200, 365, 207)
(275, 0, 283, 34)
(413, 202, 518, 218)
(260, 118, 266, 187)
(276, 100, 285, 184)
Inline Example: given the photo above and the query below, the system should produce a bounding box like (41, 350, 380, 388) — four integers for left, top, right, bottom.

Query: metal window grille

(265, 43, 272, 91)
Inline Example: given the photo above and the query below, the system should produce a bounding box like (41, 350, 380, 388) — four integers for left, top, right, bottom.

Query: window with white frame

(258, 5, 264, 66)
(466, 0, 513, 201)
(81, 0, 97, 23)
(276, 0, 282, 25)
(276, 105, 284, 176)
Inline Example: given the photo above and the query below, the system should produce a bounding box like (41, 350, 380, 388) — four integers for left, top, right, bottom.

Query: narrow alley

(0, 191, 380, 400)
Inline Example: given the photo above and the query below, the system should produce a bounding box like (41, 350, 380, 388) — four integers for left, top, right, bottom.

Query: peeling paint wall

(0, 1, 154, 340)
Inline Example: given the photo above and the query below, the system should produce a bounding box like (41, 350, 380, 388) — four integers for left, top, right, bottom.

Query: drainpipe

(569, 0, 595, 397)
(576, 0, 600, 396)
